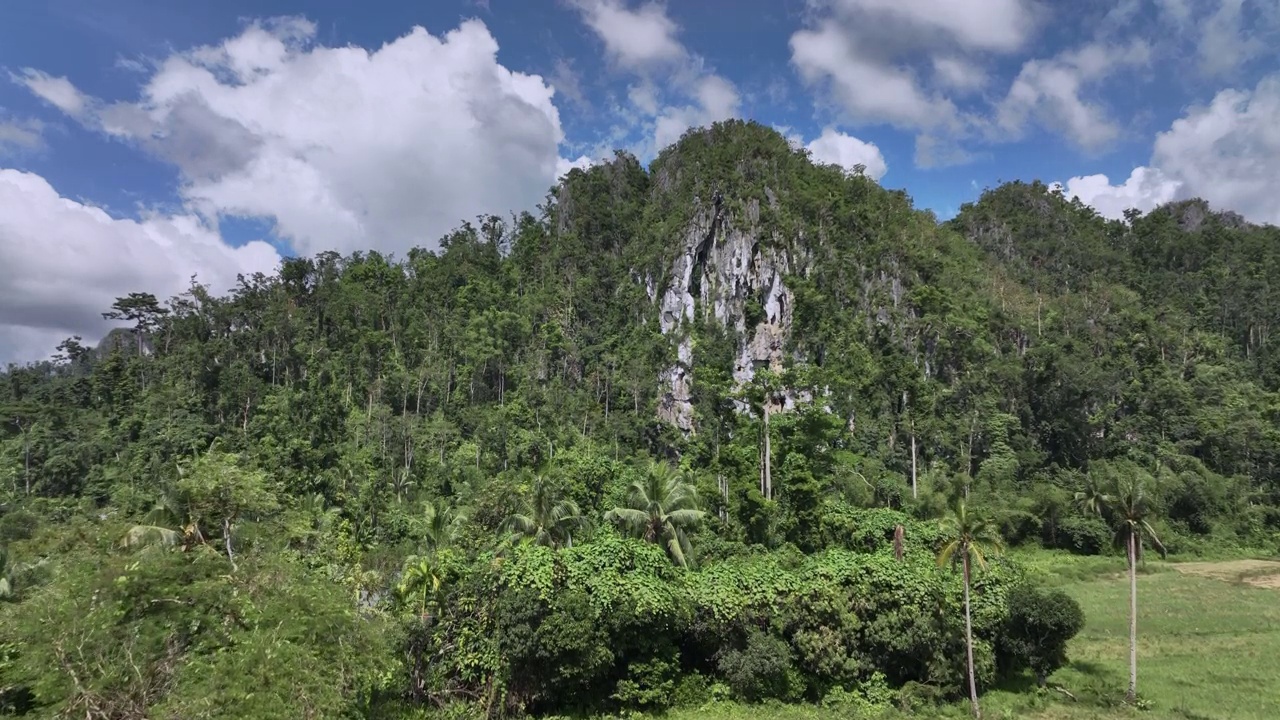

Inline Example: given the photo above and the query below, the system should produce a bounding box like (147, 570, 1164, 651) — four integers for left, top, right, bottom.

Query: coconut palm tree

(420, 498, 465, 552)
(397, 554, 445, 619)
(119, 491, 201, 550)
(605, 460, 707, 568)
(501, 474, 585, 549)
(937, 497, 1004, 719)
(1109, 475, 1166, 704)
(393, 500, 465, 620)
(1073, 474, 1113, 517)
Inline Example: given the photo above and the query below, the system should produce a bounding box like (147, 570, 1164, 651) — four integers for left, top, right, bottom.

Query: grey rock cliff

(654, 196, 808, 432)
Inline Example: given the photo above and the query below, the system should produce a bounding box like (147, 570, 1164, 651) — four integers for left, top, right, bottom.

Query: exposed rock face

(654, 195, 807, 432)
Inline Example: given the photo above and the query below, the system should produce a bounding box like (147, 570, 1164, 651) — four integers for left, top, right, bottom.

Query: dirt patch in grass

(1172, 559, 1280, 589)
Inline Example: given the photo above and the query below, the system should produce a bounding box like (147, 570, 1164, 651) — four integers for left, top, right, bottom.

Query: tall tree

(420, 498, 465, 552)
(605, 459, 707, 568)
(102, 292, 170, 356)
(937, 497, 1004, 719)
(501, 474, 585, 549)
(1107, 475, 1167, 704)
(173, 446, 279, 569)
(0, 401, 37, 495)
(739, 369, 783, 500)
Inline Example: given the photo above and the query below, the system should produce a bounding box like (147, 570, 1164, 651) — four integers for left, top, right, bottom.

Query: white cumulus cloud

(804, 127, 888, 180)
(570, 0, 739, 155)
(557, 154, 595, 178)
(0, 169, 279, 365)
(572, 0, 685, 71)
(21, 18, 577, 257)
(996, 39, 1151, 152)
(1056, 73, 1280, 225)
(791, 21, 958, 131)
(789, 0, 1038, 133)
(1054, 167, 1180, 220)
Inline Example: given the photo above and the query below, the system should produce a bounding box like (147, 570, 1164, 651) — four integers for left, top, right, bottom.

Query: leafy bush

(0, 508, 37, 542)
(1053, 515, 1112, 555)
(997, 583, 1085, 685)
(717, 630, 799, 702)
(818, 503, 944, 561)
(495, 586, 615, 712)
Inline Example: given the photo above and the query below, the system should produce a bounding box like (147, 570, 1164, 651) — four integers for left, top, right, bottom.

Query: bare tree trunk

(964, 550, 981, 718)
(964, 409, 978, 497)
(910, 422, 918, 499)
(21, 424, 31, 496)
(223, 517, 237, 571)
(1127, 531, 1138, 703)
(763, 403, 772, 501)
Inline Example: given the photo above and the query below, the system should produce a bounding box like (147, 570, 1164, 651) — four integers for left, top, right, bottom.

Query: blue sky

(2, 0, 1279, 364)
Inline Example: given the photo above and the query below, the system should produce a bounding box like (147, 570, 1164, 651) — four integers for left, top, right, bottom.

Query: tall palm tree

(421, 498, 465, 552)
(501, 474, 585, 549)
(937, 498, 1004, 719)
(119, 491, 201, 550)
(1074, 474, 1113, 517)
(397, 554, 445, 619)
(395, 500, 464, 620)
(605, 460, 707, 568)
(1109, 476, 1166, 704)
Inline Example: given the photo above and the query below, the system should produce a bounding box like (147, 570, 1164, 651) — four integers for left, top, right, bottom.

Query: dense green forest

(1, 120, 1277, 718)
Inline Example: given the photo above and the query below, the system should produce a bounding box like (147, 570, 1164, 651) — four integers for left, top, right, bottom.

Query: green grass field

(1029, 555, 1280, 720)
(652, 552, 1280, 720)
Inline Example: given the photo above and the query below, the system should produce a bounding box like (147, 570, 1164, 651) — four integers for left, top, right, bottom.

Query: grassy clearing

(646, 553, 1280, 720)
(1013, 555, 1280, 720)
(1169, 559, 1280, 589)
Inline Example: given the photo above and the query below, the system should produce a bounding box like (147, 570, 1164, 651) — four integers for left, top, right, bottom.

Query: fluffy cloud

(0, 118, 44, 155)
(556, 154, 595, 178)
(996, 40, 1151, 151)
(823, 0, 1037, 53)
(571, 1, 739, 155)
(0, 169, 279, 365)
(804, 127, 888, 180)
(572, 0, 685, 70)
(791, 22, 958, 130)
(1054, 167, 1179, 220)
(931, 56, 988, 93)
(22, 18, 575, 257)
(1058, 74, 1280, 225)
(789, 0, 1037, 131)
(1154, 0, 1280, 77)
(653, 74, 740, 149)
(15, 69, 89, 116)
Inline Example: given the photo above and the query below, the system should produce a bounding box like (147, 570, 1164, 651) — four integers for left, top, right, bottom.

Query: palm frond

(1141, 520, 1168, 559)
(664, 508, 706, 527)
(937, 539, 960, 568)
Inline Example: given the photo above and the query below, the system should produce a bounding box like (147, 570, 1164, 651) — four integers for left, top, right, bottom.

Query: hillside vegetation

(1, 121, 1278, 718)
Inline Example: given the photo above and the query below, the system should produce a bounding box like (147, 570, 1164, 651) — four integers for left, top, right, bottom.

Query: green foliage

(1054, 515, 1112, 555)
(496, 586, 614, 713)
(717, 630, 800, 702)
(604, 459, 707, 567)
(996, 583, 1085, 685)
(0, 546, 390, 719)
(1, 119, 1277, 717)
